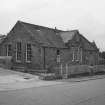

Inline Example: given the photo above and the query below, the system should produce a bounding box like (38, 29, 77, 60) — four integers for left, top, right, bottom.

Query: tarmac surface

(0, 76, 105, 105)
(0, 67, 105, 91)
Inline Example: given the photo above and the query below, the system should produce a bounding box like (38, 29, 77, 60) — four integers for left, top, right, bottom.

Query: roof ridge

(18, 20, 80, 33)
(79, 34, 98, 50)
(18, 20, 62, 32)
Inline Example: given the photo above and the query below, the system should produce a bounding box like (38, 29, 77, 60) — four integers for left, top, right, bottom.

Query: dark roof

(79, 34, 98, 51)
(8, 21, 98, 50)
(19, 21, 66, 48)
(59, 30, 98, 51)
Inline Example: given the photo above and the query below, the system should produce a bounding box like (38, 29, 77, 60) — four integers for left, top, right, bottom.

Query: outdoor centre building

(0, 21, 99, 73)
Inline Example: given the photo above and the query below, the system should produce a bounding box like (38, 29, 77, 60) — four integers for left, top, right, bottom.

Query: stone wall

(0, 22, 43, 71)
(44, 47, 83, 72)
(83, 50, 99, 65)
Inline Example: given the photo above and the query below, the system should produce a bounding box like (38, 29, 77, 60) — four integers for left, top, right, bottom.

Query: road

(0, 78, 105, 105)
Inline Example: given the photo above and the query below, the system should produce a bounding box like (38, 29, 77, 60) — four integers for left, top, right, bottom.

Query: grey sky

(0, 0, 105, 51)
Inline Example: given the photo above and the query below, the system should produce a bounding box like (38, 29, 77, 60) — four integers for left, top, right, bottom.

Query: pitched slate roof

(59, 29, 98, 51)
(79, 34, 99, 51)
(6, 21, 98, 50)
(19, 21, 66, 48)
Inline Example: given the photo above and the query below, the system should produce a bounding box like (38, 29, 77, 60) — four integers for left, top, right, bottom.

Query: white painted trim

(26, 43, 32, 63)
(6, 44, 12, 57)
(76, 47, 80, 61)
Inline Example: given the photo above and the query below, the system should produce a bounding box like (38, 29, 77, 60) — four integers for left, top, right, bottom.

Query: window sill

(26, 61, 31, 63)
(72, 60, 79, 62)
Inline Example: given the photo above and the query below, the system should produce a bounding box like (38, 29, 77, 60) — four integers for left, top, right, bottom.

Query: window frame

(75, 47, 80, 61)
(72, 47, 80, 62)
(6, 44, 12, 56)
(56, 49, 60, 63)
(72, 47, 75, 61)
(26, 43, 32, 63)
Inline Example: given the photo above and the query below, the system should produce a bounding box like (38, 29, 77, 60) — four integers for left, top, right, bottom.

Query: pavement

(0, 68, 105, 105)
(60, 74, 105, 82)
(0, 67, 105, 91)
(0, 68, 62, 91)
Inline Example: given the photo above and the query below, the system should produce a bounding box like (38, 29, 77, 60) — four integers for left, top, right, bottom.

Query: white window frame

(26, 43, 32, 63)
(76, 47, 79, 61)
(6, 44, 12, 56)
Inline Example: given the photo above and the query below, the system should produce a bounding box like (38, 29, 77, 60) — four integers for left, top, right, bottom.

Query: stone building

(0, 21, 99, 72)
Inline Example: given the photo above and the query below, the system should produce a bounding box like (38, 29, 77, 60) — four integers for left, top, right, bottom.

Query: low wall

(93, 65, 105, 73)
(54, 64, 105, 76)
(0, 56, 12, 69)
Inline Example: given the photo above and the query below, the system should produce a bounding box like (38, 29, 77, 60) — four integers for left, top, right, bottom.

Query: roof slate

(14, 21, 98, 51)
(20, 21, 65, 48)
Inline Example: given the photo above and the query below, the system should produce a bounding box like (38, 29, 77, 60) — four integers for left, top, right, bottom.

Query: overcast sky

(0, 0, 105, 51)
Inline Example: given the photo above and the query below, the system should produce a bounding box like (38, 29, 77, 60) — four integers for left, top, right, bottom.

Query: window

(26, 43, 32, 62)
(57, 49, 60, 55)
(16, 42, 22, 62)
(80, 48, 82, 63)
(57, 49, 60, 63)
(72, 47, 80, 62)
(76, 48, 80, 61)
(72, 47, 75, 61)
(6, 44, 12, 56)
